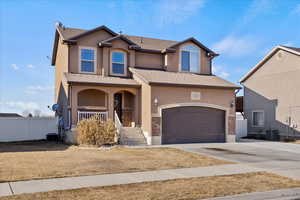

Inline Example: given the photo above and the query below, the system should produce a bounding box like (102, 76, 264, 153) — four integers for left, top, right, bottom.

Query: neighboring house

(0, 113, 23, 118)
(52, 22, 240, 145)
(240, 45, 300, 137)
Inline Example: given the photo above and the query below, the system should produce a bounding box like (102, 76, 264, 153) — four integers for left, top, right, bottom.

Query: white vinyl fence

(236, 119, 248, 141)
(0, 117, 58, 142)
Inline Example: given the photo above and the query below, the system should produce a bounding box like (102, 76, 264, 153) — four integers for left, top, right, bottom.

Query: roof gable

(168, 37, 218, 56)
(99, 35, 139, 48)
(64, 25, 118, 41)
(240, 45, 300, 83)
(51, 23, 219, 66)
(130, 67, 240, 89)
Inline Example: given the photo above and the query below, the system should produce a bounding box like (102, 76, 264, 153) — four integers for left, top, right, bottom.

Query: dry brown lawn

(0, 141, 232, 182)
(293, 140, 300, 144)
(3, 172, 300, 200)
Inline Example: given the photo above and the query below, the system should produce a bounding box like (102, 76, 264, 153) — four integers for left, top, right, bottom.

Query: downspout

(67, 44, 72, 130)
(235, 84, 245, 119)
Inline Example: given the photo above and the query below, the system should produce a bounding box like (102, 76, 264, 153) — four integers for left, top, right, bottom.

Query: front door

(114, 93, 122, 122)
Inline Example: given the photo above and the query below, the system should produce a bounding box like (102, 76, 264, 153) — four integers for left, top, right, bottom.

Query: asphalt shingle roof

(281, 45, 300, 53)
(58, 27, 179, 51)
(64, 73, 140, 87)
(130, 68, 241, 89)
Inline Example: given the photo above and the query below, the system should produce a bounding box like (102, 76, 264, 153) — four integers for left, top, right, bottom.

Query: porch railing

(114, 111, 123, 142)
(77, 111, 108, 122)
(114, 111, 123, 130)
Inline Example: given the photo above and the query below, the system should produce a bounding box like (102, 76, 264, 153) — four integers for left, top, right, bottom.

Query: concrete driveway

(171, 141, 300, 180)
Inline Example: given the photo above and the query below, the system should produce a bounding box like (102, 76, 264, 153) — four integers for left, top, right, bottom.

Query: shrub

(76, 117, 117, 146)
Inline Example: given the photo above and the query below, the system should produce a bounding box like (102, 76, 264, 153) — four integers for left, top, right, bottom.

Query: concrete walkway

(0, 163, 262, 197)
(202, 187, 300, 200)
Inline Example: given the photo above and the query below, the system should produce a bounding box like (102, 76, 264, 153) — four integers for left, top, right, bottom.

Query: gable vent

(277, 51, 284, 60)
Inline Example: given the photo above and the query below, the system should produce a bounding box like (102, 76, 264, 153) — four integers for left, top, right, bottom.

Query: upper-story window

(180, 45, 200, 73)
(111, 51, 126, 75)
(80, 47, 96, 73)
(252, 110, 264, 127)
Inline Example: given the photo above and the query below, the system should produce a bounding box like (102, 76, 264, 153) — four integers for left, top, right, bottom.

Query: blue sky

(0, 0, 300, 116)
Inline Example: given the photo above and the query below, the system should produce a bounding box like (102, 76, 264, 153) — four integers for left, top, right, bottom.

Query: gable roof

(168, 37, 218, 56)
(281, 45, 300, 53)
(64, 72, 140, 87)
(240, 45, 300, 83)
(52, 22, 218, 65)
(51, 24, 118, 65)
(99, 34, 139, 47)
(124, 35, 178, 51)
(130, 67, 240, 89)
(63, 25, 118, 41)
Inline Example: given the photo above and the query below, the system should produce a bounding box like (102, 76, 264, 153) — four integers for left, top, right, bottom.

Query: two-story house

(52, 22, 240, 145)
(240, 45, 300, 138)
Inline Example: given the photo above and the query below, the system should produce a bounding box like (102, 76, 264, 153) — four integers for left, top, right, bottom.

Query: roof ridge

(64, 27, 86, 31)
(124, 34, 178, 43)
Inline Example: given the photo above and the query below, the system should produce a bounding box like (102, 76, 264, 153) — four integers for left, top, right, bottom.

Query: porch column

(71, 89, 78, 126)
(134, 92, 139, 125)
(108, 92, 114, 120)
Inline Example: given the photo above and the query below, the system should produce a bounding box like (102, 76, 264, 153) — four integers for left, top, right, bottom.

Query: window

(111, 51, 126, 75)
(80, 48, 96, 73)
(180, 45, 200, 73)
(252, 111, 264, 127)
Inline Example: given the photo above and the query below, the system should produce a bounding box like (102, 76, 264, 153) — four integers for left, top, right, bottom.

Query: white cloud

(212, 35, 259, 57)
(27, 64, 35, 68)
(242, 0, 274, 24)
(0, 101, 40, 112)
(11, 64, 19, 70)
(0, 101, 54, 117)
(25, 85, 54, 95)
(156, 0, 205, 25)
(283, 41, 294, 47)
(212, 65, 230, 79)
(291, 3, 300, 15)
(219, 71, 230, 79)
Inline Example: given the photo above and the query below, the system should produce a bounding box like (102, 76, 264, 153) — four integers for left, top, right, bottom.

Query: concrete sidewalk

(202, 187, 300, 200)
(1, 163, 262, 197)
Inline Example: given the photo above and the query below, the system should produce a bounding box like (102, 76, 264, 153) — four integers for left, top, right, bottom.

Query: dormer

(163, 38, 218, 75)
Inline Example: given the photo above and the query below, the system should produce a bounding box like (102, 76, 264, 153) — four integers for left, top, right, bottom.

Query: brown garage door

(162, 106, 225, 144)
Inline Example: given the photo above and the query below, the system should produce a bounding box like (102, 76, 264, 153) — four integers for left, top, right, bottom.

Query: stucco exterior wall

(70, 85, 139, 125)
(149, 86, 236, 144)
(132, 74, 152, 140)
(55, 37, 68, 102)
(151, 86, 235, 115)
(65, 30, 213, 78)
(135, 52, 163, 69)
(69, 30, 112, 74)
(54, 37, 69, 127)
(243, 50, 300, 135)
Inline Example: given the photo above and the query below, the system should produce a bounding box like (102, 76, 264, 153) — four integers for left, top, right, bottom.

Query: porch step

(119, 127, 147, 146)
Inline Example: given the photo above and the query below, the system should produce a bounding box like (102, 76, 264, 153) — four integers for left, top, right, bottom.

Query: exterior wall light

(154, 98, 158, 106)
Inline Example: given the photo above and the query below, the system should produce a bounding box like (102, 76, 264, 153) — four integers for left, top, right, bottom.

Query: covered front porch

(70, 85, 140, 127)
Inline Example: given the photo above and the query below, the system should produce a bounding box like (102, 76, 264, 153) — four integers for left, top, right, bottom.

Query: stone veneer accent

(152, 117, 161, 136)
(228, 116, 236, 135)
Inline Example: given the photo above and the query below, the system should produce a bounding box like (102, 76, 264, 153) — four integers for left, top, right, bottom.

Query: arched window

(180, 45, 200, 73)
(111, 51, 126, 75)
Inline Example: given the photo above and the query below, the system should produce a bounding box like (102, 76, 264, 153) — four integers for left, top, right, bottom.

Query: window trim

(78, 46, 97, 74)
(110, 50, 127, 76)
(252, 110, 265, 127)
(179, 44, 201, 73)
